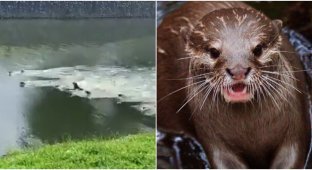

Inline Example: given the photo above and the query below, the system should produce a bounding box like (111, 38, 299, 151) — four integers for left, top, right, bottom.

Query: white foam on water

(0, 70, 26, 155)
(10, 65, 156, 116)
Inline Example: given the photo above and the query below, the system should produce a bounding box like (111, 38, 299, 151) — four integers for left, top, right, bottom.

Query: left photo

(0, 1, 156, 168)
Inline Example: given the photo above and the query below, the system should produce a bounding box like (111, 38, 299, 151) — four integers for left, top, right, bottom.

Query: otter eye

(209, 48, 221, 59)
(253, 44, 263, 57)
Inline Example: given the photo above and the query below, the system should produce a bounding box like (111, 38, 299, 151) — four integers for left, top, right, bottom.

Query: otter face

(185, 8, 293, 104)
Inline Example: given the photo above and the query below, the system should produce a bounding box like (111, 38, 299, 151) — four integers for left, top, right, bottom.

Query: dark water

(0, 19, 155, 155)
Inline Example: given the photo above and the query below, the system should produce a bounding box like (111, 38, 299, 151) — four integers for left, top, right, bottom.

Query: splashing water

(10, 65, 156, 116)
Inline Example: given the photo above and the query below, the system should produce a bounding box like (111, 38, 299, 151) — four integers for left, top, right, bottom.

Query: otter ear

(272, 19, 283, 33)
(180, 26, 193, 43)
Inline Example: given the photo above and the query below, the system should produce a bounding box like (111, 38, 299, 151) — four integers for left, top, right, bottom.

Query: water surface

(0, 18, 155, 155)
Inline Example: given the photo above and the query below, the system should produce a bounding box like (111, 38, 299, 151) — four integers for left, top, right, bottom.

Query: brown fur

(157, 2, 310, 168)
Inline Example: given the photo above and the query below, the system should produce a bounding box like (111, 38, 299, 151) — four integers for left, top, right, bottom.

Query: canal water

(0, 18, 155, 155)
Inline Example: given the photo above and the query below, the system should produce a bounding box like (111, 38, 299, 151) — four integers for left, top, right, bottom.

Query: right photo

(157, 1, 312, 169)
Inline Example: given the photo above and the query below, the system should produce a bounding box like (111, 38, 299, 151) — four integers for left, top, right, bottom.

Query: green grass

(0, 133, 155, 169)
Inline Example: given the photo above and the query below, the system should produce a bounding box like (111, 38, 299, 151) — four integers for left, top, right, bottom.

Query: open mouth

(223, 83, 252, 103)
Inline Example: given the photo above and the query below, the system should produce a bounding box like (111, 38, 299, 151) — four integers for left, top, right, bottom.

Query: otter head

(183, 8, 295, 106)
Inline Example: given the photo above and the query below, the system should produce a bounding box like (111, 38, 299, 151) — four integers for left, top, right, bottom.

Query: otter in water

(157, 2, 311, 168)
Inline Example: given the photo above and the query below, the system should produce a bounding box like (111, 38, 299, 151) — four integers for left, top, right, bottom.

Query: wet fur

(157, 2, 310, 168)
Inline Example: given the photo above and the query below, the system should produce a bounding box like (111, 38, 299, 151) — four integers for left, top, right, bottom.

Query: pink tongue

(232, 83, 245, 92)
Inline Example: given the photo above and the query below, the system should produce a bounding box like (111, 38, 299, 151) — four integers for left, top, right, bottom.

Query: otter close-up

(157, 2, 311, 168)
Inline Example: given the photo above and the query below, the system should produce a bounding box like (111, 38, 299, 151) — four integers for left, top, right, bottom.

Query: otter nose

(226, 66, 251, 80)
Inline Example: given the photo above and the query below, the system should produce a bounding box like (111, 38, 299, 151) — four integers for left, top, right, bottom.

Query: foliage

(0, 133, 155, 169)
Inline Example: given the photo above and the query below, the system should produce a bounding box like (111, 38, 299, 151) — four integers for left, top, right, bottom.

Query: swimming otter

(157, 2, 311, 168)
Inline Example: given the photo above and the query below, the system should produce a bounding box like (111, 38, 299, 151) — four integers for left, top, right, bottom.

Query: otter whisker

(166, 72, 215, 81)
(254, 76, 266, 112)
(177, 80, 209, 113)
(270, 50, 297, 54)
(264, 75, 302, 94)
(275, 69, 312, 73)
(190, 75, 220, 118)
(177, 56, 193, 60)
(248, 83, 256, 108)
(170, 68, 220, 80)
(262, 73, 298, 100)
(199, 81, 216, 111)
(258, 84, 267, 112)
(253, 78, 263, 109)
(262, 78, 297, 108)
(190, 71, 218, 78)
(262, 76, 290, 102)
(158, 79, 206, 102)
(258, 65, 302, 71)
(258, 64, 301, 69)
(214, 76, 224, 113)
(189, 83, 212, 119)
(252, 80, 263, 112)
(267, 32, 281, 47)
(261, 70, 299, 81)
(261, 76, 297, 109)
(260, 79, 282, 111)
(262, 75, 295, 93)
(259, 75, 282, 107)
(216, 83, 221, 113)
(209, 76, 222, 112)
